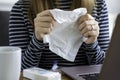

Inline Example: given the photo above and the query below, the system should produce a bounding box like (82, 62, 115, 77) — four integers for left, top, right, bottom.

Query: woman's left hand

(78, 14, 99, 44)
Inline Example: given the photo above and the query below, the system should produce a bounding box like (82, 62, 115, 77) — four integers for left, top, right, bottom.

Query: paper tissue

(44, 8, 87, 62)
(23, 67, 61, 80)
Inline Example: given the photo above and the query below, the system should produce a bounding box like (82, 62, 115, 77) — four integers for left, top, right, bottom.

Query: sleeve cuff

(31, 34, 45, 49)
(83, 41, 98, 49)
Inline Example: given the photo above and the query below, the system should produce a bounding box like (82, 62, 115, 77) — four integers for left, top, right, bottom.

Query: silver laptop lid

(61, 64, 102, 80)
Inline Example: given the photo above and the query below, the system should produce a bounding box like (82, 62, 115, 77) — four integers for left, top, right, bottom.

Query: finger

(37, 10, 55, 21)
(37, 27, 51, 34)
(40, 33, 45, 39)
(79, 26, 89, 35)
(78, 14, 95, 24)
(36, 33, 45, 40)
(35, 27, 51, 41)
(83, 30, 96, 37)
(79, 21, 93, 32)
(79, 19, 98, 31)
(83, 31, 96, 44)
(34, 16, 54, 23)
(37, 10, 52, 17)
(35, 22, 52, 28)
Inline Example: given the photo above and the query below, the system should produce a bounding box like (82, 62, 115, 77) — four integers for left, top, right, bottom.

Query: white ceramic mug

(0, 46, 21, 80)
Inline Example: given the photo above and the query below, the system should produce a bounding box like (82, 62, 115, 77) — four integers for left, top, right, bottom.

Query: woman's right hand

(34, 10, 54, 41)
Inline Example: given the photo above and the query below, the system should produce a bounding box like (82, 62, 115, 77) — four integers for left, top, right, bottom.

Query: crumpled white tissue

(43, 8, 87, 62)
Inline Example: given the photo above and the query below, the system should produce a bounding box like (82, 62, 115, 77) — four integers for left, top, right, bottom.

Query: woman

(9, 0, 109, 70)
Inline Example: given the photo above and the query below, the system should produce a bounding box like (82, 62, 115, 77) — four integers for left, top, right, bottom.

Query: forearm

(83, 41, 105, 64)
(85, 0, 110, 64)
(21, 34, 45, 70)
(9, 28, 44, 70)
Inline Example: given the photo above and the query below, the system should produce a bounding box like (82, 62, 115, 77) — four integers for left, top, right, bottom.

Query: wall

(106, 0, 120, 37)
(0, 0, 18, 11)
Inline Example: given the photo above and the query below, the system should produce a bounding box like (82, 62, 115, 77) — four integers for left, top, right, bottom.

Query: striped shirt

(9, 0, 109, 70)
(54, 0, 72, 10)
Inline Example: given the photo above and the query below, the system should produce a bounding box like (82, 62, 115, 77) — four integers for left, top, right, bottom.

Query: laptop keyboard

(79, 73, 99, 80)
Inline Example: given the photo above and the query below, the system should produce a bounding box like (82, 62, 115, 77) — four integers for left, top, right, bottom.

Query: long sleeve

(83, 0, 109, 64)
(9, 1, 45, 70)
(9, 0, 110, 70)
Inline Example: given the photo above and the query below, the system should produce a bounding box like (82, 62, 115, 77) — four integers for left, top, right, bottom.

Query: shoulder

(92, 0, 108, 18)
(94, 0, 107, 8)
(11, 0, 30, 11)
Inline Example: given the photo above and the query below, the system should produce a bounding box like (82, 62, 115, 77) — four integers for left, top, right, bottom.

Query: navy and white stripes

(54, 0, 72, 10)
(9, 0, 109, 70)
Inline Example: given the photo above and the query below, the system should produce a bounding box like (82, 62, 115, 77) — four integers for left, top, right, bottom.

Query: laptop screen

(98, 13, 120, 80)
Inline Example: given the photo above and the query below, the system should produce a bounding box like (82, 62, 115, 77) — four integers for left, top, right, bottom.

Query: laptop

(61, 13, 120, 80)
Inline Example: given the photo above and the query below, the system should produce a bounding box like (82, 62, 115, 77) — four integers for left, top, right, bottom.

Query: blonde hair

(26, 0, 95, 23)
